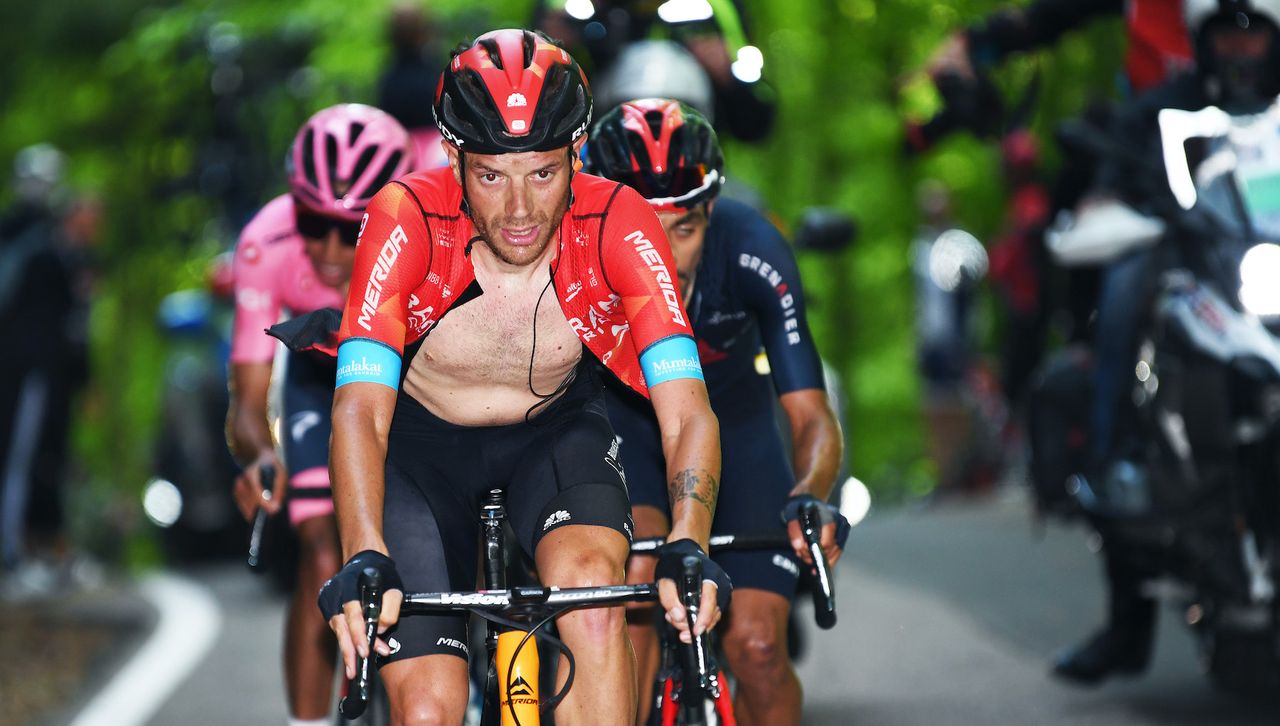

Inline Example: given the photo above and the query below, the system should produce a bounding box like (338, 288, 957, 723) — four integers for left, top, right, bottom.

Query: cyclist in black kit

(587, 99, 847, 725)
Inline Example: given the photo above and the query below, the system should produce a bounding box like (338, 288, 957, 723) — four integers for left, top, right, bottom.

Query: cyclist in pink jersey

(226, 103, 413, 726)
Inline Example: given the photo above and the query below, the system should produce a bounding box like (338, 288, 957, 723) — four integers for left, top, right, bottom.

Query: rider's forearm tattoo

(669, 468, 719, 518)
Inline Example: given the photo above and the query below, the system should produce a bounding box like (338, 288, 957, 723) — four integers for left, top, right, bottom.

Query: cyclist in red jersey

(314, 30, 725, 725)
(226, 104, 413, 725)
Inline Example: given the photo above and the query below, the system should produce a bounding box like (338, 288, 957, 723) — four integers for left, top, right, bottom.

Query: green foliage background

(0, 1, 1124, 559)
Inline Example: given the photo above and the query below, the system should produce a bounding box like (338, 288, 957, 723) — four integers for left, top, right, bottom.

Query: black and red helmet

(433, 29, 592, 155)
(585, 99, 724, 212)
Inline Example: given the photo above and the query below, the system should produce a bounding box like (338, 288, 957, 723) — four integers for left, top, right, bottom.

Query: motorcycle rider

(226, 104, 413, 724)
(586, 99, 847, 724)
(1054, 0, 1280, 685)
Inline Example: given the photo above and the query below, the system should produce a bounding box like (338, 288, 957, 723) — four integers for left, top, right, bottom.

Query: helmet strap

(457, 151, 473, 219)
(567, 147, 577, 208)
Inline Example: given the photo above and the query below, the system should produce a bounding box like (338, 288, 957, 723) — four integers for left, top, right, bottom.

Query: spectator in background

(0, 145, 99, 598)
(534, 0, 777, 142)
(377, 3, 448, 168)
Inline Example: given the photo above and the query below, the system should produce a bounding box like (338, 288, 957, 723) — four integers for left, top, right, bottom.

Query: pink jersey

(230, 194, 345, 364)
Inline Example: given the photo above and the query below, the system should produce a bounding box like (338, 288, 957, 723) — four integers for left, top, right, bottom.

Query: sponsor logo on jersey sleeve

(335, 339, 402, 390)
(357, 225, 409, 332)
(640, 335, 704, 387)
(739, 253, 801, 344)
(626, 230, 686, 326)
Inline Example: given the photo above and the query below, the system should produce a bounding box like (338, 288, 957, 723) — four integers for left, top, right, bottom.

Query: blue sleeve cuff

(640, 335, 704, 387)
(336, 339, 402, 391)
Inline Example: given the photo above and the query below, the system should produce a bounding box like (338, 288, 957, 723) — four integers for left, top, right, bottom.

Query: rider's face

(657, 202, 713, 295)
(447, 140, 584, 267)
(302, 231, 356, 289)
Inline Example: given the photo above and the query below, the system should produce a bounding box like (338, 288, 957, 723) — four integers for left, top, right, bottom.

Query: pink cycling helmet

(286, 104, 414, 221)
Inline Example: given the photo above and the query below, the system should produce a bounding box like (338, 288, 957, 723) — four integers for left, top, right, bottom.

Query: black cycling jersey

(687, 196, 825, 415)
(604, 197, 825, 599)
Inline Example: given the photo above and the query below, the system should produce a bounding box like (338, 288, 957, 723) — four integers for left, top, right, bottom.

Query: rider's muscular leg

(625, 506, 669, 725)
(285, 515, 341, 719)
(721, 589, 801, 726)
(381, 654, 470, 725)
(538, 524, 635, 725)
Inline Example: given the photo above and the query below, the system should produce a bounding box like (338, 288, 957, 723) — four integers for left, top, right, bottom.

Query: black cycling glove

(318, 550, 404, 621)
(655, 538, 732, 611)
(781, 494, 851, 549)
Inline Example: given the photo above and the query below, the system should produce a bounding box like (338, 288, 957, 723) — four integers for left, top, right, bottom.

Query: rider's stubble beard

(467, 177, 572, 267)
(471, 206, 564, 266)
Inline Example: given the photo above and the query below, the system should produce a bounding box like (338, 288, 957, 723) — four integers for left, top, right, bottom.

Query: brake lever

(678, 555, 709, 726)
(246, 464, 275, 573)
(799, 502, 837, 629)
(338, 567, 383, 719)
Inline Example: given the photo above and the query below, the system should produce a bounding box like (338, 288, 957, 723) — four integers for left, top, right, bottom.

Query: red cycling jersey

(336, 167, 700, 397)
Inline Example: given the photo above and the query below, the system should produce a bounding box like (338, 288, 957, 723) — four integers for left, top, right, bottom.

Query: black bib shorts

(379, 364, 633, 665)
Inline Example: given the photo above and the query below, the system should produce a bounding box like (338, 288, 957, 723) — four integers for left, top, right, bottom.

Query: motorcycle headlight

(1239, 243, 1280, 317)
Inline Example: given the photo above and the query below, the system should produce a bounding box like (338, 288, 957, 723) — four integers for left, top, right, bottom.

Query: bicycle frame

(633, 501, 839, 725)
(339, 489, 664, 726)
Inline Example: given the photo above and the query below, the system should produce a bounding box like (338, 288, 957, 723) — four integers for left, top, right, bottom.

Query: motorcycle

(1034, 99, 1280, 695)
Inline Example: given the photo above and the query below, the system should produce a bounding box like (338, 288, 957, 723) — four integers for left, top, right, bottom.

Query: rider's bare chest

(415, 272, 582, 384)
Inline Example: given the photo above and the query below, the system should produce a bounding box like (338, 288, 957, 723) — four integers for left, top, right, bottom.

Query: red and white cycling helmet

(585, 98, 724, 213)
(286, 103, 413, 221)
(433, 29, 592, 155)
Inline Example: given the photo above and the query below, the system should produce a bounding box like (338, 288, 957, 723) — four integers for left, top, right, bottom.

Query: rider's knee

(564, 600, 627, 644)
(726, 623, 786, 677)
(550, 547, 625, 588)
(391, 700, 455, 726)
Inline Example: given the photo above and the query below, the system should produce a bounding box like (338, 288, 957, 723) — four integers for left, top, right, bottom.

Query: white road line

(70, 573, 222, 726)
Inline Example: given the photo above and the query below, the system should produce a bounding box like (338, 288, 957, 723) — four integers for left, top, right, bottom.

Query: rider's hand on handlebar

(655, 539, 731, 643)
(233, 451, 285, 520)
(782, 495, 850, 568)
(320, 550, 405, 680)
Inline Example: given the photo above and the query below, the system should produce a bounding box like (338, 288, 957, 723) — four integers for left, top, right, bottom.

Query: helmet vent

(479, 38, 503, 69)
(348, 122, 366, 146)
(301, 128, 320, 189)
(442, 93, 484, 140)
(324, 134, 340, 186)
(351, 146, 378, 188)
(644, 110, 665, 140)
(522, 30, 536, 67)
(549, 76, 582, 138)
(366, 150, 404, 194)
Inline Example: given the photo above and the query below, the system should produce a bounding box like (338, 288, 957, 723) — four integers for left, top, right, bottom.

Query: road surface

(59, 489, 1277, 725)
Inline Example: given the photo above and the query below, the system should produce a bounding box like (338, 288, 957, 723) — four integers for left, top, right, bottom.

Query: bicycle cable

(462, 605, 579, 724)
